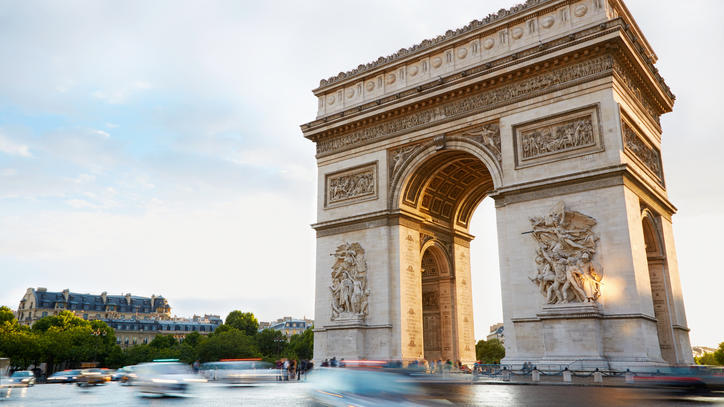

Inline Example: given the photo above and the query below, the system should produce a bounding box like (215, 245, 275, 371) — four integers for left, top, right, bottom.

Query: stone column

(452, 236, 476, 365)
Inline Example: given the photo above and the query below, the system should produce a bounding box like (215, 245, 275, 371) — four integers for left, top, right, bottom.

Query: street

(1, 381, 723, 406)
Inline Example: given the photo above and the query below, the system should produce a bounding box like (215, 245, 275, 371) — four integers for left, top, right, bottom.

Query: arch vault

(301, 0, 693, 369)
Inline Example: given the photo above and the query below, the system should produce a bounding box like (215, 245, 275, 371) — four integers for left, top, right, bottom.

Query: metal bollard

(532, 369, 540, 382)
(562, 369, 572, 383)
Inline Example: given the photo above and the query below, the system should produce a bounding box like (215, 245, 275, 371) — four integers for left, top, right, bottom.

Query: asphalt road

(1, 381, 722, 406)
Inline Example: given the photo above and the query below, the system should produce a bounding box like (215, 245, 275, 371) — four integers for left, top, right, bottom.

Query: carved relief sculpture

(622, 120, 663, 182)
(520, 116, 594, 160)
(528, 202, 603, 304)
(389, 144, 419, 182)
(330, 242, 370, 321)
(326, 164, 377, 206)
(317, 55, 614, 155)
(463, 122, 501, 164)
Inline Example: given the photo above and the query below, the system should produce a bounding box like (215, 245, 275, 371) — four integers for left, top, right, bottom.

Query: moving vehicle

(6, 371, 35, 387)
(134, 361, 206, 397)
(115, 365, 138, 384)
(46, 370, 81, 384)
(76, 369, 110, 386)
(200, 359, 277, 384)
(307, 367, 422, 406)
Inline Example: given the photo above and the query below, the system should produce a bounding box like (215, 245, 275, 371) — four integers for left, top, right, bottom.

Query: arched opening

(420, 245, 451, 361)
(642, 210, 677, 363)
(394, 145, 498, 364)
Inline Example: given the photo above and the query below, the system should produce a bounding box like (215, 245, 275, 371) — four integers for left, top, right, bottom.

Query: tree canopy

(0, 307, 314, 371)
(475, 338, 506, 364)
(225, 310, 259, 337)
(696, 342, 724, 366)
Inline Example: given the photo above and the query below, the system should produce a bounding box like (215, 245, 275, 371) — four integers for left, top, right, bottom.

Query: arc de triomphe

(301, 0, 693, 369)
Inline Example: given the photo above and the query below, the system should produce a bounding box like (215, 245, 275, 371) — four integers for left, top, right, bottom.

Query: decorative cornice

(317, 0, 556, 89)
(315, 51, 614, 157)
(304, 21, 624, 132)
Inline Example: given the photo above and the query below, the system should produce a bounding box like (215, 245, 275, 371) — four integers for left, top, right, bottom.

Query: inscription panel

(514, 105, 603, 168)
(325, 162, 378, 208)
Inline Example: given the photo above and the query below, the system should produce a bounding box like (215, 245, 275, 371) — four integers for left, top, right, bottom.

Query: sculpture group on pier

(529, 202, 603, 304)
(329, 242, 370, 321)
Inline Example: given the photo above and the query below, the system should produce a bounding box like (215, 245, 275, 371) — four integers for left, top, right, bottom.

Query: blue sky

(0, 0, 722, 347)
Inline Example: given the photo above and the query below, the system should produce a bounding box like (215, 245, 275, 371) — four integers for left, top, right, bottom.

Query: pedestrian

(330, 356, 338, 367)
(192, 360, 200, 374)
(283, 359, 290, 381)
(299, 360, 306, 380)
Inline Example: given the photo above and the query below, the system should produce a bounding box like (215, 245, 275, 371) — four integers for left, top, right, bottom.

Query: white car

(134, 361, 206, 397)
(7, 371, 35, 387)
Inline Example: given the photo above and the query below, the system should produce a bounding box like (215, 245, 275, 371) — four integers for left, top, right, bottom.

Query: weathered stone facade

(303, 0, 693, 369)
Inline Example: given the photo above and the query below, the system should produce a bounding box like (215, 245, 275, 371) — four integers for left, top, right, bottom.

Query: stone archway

(303, 0, 693, 369)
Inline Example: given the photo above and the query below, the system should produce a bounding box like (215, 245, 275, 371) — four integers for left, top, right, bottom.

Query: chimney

(151, 294, 156, 309)
(62, 289, 69, 302)
(125, 293, 132, 305)
(101, 292, 107, 304)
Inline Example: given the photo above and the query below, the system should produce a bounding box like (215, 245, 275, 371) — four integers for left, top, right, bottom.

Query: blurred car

(134, 361, 206, 397)
(200, 360, 277, 384)
(46, 370, 81, 384)
(308, 367, 422, 406)
(635, 365, 724, 391)
(7, 371, 35, 387)
(76, 369, 110, 386)
(115, 365, 138, 385)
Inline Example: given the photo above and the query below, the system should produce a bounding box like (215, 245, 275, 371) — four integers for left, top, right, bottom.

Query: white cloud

(65, 198, 97, 209)
(0, 168, 17, 176)
(92, 81, 151, 104)
(0, 132, 32, 157)
(92, 129, 110, 138)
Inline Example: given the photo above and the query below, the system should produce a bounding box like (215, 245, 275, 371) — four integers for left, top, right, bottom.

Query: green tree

(183, 331, 203, 348)
(288, 328, 313, 360)
(225, 311, 259, 337)
(256, 328, 287, 358)
(196, 328, 260, 362)
(475, 339, 505, 364)
(696, 342, 724, 366)
(149, 334, 178, 349)
(0, 306, 15, 324)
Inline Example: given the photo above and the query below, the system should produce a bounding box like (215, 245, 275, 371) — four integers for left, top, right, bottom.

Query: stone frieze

(325, 163, 377, 207)
(622, 120, 663, 183)
(317, 54, 614, 156)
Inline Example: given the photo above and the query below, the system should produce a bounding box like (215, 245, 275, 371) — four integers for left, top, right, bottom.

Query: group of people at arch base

(275, 358, 313, 381)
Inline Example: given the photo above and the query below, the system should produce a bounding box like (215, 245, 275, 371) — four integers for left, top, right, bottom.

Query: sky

(0, 1, 722, 347)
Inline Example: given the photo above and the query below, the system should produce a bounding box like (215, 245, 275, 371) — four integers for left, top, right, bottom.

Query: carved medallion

(329, 242, 370, 321)
(528, 202, 603, 304)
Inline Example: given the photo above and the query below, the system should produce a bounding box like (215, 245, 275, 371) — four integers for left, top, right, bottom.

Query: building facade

(17, 288, 221, 347)
(260, 316, 314, 339)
